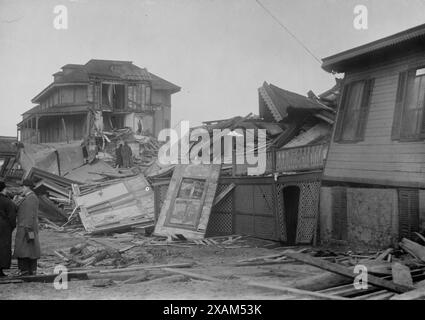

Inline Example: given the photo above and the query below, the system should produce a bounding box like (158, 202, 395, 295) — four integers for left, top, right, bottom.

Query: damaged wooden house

(0, 136, 22, 182)
(151, 81, 339, 244)
(17, 59, 180, 144)
(320, 23, 425, 248)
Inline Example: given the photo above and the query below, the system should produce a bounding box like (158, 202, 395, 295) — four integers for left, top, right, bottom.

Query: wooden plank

(67, 262, 194, 275)
(323, 169, 425, 189)
(246, 281, 349, 300)
(213, 183, 236, 206)
(4, 272, 88, 283)
(283, 251, 414, 293)
(390, 286, 425, 300)
(399, 238, 425, 263)
(414, 232, 425, 244)
(287, 272, 352, 292)
(391, 262, 413, 287)
(161, 268, 221, 282)
(367, 292, 395, 300)
(376, 248, 393, 261)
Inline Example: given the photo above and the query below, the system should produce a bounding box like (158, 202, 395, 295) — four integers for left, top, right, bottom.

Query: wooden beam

(1, 272, 88, 283)
(283, 251, 414, 293)
(247, 281, 349, 300)
(161, 268, 221, 282)
(391, 285, 425, 300)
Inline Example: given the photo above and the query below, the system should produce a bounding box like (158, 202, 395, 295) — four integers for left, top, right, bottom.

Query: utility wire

(255, 0, 322, 65)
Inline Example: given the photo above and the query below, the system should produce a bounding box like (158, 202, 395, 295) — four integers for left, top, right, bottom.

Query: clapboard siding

(324, 49, 425, 187)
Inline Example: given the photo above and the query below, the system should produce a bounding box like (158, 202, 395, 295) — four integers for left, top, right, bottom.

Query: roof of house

(20, 105, 91, 123)
(259, 82, 324, 121)
(32, 59, 181, 103)
(322, 23, 425, 73)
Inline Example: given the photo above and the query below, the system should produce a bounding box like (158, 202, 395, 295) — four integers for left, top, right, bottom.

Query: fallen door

(154, 164, 221, 239)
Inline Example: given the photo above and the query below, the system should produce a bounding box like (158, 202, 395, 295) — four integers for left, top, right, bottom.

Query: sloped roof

(32, 59, 181, 103)
(322, 23, 425, 73)
(259, 82, 325, 121)
(84, 59, 151, 81)
(20, 105, 90, 123)
(53, 66, 89, 83)
(149, 72, 181, 92)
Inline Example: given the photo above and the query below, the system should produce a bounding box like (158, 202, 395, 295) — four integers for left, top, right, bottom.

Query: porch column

(35, 115, 39, 144)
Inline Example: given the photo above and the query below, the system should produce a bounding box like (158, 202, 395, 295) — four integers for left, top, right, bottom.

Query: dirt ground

(0, 228, 325, 300)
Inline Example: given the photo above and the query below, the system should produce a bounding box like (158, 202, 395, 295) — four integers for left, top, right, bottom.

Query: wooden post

(35, 115, 39, 144)
(271, 147, 276, 172)
(61, 117, 69, 144)
(232, 139, 236, 177)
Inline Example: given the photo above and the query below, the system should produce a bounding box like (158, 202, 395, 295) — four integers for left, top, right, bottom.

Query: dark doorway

(283, 186, 300, 245)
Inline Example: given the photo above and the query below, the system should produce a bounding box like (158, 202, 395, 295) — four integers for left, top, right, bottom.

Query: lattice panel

(276, 185, 287, 242)
(206, 212, 233, 236)
(296, 182, 321, 243)
(213, 184, 233, 213)
(277, 180, 321, 244)
(207, 183, 234, 236)
(155, 184, 169, 220)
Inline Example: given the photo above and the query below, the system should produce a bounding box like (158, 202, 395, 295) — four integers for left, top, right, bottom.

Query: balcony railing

(266, 143, 328, 173)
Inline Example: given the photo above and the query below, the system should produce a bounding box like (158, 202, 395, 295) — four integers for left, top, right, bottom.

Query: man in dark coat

(121, 142, 133, 168)
(115, 143, 123, 168)
(14, 179, 40, 276)
(0, 181, 16, 277)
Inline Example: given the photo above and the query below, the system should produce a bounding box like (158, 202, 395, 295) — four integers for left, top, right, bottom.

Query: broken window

(127, 84, 142, 109)
(101, 83, 125, 109)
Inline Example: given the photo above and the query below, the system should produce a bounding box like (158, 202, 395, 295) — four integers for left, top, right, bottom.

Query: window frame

(396, 67, 425, 142)
(334, 78, 374, 143)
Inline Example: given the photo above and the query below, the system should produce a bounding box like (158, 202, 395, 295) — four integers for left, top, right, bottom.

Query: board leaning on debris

(154, 164, 222, 240)
(75, 175, 155, 234)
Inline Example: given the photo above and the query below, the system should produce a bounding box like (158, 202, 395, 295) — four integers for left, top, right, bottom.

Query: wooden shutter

(355, 78, 375, 140)
(334, 84, 350, 142)
(398, 189, 419, 240)
(391, 71, 408, 140)
(332, 187, 347, 241)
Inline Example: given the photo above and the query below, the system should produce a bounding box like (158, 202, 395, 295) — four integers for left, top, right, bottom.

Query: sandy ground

(0, 229, 323, 300)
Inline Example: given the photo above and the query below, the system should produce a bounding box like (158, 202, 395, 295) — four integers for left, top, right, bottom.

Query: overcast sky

(1, 0, 425, 136)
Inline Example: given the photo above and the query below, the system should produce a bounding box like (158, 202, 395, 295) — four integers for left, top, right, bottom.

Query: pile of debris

(234, 235, 425, 300)
(100, 128, 162, 170)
